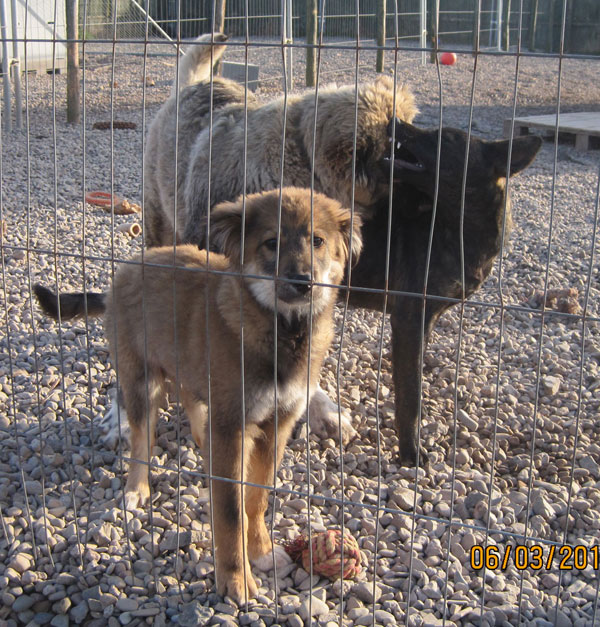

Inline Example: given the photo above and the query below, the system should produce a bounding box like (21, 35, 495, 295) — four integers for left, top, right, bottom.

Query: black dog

(349, 119, 542, 465)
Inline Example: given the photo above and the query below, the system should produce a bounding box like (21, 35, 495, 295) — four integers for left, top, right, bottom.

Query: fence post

(501, 0, 511, 50)
(66, 0, 80, 124)
(376, 0, 385, 72)
(306, 0, 317, 87)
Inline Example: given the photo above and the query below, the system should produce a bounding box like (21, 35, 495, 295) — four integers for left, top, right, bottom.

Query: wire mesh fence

(79, 0, 543, 50)
(1, 1, 600, 626)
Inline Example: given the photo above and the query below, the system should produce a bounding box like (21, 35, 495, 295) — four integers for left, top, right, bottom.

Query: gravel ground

(1, 38, 600, 627)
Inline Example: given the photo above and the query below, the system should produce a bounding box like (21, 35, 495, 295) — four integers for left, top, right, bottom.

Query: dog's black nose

(288, 274, 312, 295)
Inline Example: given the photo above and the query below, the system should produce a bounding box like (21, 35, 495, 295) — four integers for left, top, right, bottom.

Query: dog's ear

(485, 135, 543, 178)
(210, 199, 244, 264)
(337, 209, 363, 267)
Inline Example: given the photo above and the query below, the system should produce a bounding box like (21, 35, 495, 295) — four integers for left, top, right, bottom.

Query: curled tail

(34, 284, 106, 321)
(171, 32, 229, 96)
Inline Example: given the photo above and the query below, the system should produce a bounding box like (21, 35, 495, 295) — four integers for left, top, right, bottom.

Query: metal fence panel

(0, 2, 599, 627)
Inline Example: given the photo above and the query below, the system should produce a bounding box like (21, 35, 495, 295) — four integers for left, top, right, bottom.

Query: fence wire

(1, 1, 600, 627)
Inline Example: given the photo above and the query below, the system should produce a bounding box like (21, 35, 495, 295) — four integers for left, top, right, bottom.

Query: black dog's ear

(209, 199, 244, 264)
(485, 135, 543, 178)
(338, 210, 363, 267)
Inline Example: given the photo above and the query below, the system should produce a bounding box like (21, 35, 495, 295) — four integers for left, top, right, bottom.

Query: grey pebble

(298, 595, 329, 620)
(287, 615, 303, 627)
(12, 595, 36, 613)
(351, 582, 382, 604)
(177, 601, 214, 626)
(70, 602, 89, 624)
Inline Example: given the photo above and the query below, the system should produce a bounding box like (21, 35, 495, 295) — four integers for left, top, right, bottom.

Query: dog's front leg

(210, 425, 258, 604)
(390, 298, 444, 466)
(245, 416, 296, 573)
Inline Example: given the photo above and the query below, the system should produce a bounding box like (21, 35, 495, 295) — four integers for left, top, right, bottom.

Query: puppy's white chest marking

(246, 379, 309, 425)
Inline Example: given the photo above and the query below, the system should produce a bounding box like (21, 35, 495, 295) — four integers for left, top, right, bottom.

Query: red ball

(440, 52, 457, 66)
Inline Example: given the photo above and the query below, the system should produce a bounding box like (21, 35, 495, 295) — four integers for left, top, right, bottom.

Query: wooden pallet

(504, 112, 600, 150)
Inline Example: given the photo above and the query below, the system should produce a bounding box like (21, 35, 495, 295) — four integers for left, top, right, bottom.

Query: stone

(9, 553, 32, 574)
(298, 596, 329, 621)
(70, 602, 89, 624)
(457, 409, 478, 431)
(159, 530, 204, 552)
(287, 615, 303, 627)
(542, 376, 560, 396)
(177, 601, 214, 627)
(374, 609, 396, 624)
(555, 609, 574, 627)
(214, 603, 237, 616)
(389, 487, 419, 510)
(420, 611, 445, 626)
(579, 455, 600, 477)
(531, 491, 555, 519)
(116, 598, 139, 612)
(12, 595, 36, 613)
(351, 582, 382, 604)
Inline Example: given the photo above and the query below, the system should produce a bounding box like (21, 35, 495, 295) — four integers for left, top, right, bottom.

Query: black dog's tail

(34, 284, 106, 321)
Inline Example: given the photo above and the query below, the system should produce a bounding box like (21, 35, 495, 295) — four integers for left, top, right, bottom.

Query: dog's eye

(313, 236, 324, 248)
(263, 238, 278, 251)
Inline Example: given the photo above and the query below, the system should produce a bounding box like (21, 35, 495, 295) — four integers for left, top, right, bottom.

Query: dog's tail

(34, 284, 106, 321)
(171, 32, 229, 96)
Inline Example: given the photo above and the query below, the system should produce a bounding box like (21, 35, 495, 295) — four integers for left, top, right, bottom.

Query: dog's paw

(217, 569, 258, 605)
(251, 544, 292, 572)
(398, 439, 428, 468)
(123, 487, 148, 511)
(307, 388, 357, 445)
(98, 389, 130, 450)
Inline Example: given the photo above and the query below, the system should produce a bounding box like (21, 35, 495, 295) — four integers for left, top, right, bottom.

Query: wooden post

(376, 0, 385, 73)
(66, 0, 80, 124)
(564, 0, 575, 53)
(528, 0, 539, 50)
(306, 0, 317, 87)
(548, 0, 556, 52)
(472, 0, 480, 57)
(501, 0, 511, 50)
(428, 0, 438, 63)
(214, 0, 226, 32)
(214, 0, 226, 75)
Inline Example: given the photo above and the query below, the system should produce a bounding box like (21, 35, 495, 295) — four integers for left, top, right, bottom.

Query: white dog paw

(98, 389, 130, 450)
(252, 545, 292, 572)
(307, 388, 358, 445)
(123, 489, 147, 511)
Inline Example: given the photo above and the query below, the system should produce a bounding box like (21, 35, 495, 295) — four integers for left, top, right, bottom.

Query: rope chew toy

(284, 529, 362, 580)
(85, 191, 141, 215)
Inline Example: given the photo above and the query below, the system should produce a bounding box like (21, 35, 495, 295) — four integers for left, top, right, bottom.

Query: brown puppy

(35, 188, 361, 603)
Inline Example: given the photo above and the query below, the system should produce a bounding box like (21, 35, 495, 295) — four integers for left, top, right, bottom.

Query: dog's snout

(288, 274, 312, 295)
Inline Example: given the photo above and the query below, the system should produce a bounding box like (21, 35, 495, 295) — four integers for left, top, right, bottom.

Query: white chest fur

(245, 377, 310, 426)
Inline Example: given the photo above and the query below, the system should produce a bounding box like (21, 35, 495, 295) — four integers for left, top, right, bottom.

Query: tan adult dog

(35, 188, 362, 603)
(143, 32, 417, 444)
